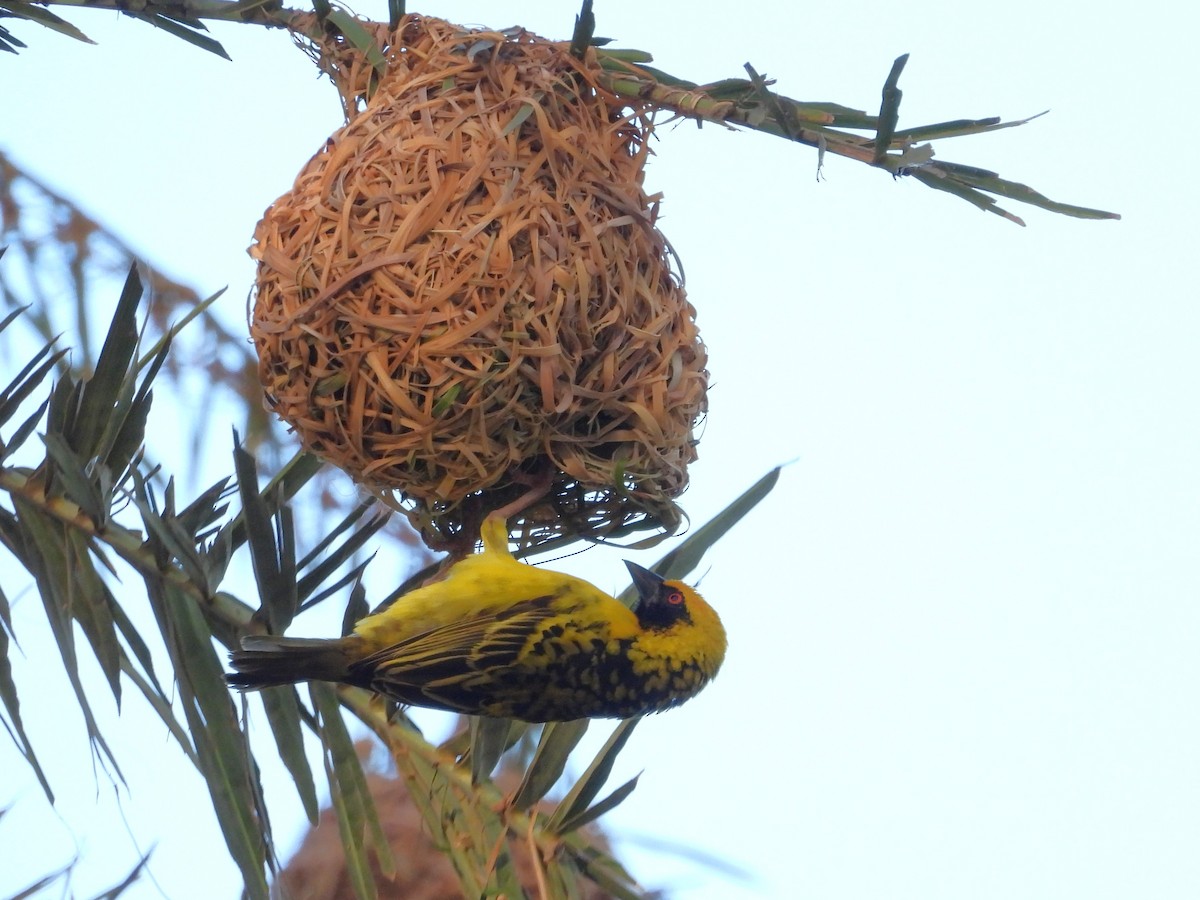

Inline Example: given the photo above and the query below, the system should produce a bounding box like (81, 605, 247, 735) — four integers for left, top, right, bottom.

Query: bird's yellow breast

(632, 587, 727, 678)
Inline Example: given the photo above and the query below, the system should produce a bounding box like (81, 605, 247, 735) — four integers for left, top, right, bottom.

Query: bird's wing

(349, 594, 562, 715)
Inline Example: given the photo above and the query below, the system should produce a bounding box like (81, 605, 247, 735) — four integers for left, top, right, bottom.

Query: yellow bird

(226, 517, 726, 722)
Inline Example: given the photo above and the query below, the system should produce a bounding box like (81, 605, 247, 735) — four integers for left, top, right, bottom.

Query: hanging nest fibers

(250, 13, 707, 552)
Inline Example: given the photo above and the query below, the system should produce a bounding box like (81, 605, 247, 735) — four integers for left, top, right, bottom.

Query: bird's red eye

(666, 590, 685, 606)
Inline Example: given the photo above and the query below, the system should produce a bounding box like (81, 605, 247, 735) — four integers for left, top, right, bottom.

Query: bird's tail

(226, 635, 354, 689)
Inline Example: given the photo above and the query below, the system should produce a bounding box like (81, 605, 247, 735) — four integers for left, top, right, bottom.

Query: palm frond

(8, 4, 1117, 223)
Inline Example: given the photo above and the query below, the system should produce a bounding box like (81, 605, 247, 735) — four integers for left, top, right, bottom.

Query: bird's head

(623, 560, 727, 673)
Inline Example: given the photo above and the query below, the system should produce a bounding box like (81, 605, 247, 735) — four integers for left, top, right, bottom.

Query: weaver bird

(226, 518, 726, 721)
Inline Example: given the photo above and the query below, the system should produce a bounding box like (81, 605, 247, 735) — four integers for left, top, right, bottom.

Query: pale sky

(1, 2, 1197, 898)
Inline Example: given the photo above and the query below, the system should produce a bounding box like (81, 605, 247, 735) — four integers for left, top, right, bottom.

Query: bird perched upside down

(226, 518, 726, 722)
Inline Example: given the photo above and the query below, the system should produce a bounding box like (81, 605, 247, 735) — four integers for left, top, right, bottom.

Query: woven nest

(251, 14, 707, 551)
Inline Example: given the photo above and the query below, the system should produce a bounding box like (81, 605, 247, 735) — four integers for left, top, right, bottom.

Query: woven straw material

(251, 15, 707, 548)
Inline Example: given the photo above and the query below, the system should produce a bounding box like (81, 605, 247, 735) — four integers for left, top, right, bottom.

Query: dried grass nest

(250, 14, 707, 550)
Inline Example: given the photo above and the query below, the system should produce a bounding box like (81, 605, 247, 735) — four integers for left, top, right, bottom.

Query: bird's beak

(624, 560, 664, 601)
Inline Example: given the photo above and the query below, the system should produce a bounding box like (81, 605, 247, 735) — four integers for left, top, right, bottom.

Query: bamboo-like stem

(0, 466, 255, 628)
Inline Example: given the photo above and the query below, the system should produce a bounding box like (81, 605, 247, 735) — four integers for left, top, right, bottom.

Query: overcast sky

(2, 2, 1197, 898)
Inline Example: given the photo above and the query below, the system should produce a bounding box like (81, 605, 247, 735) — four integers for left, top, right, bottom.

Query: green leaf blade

(155, 582, 269, 899)
(71, 265, 141, 460)
(0, 584, 54, 802)
(547, 717, 640, 835)
(312, 683, 396, 887)
(260, 686, 321, 824)
(511, 719, 590, 812)
(619, 466, 781, 606)
(555, 773, 640, 834)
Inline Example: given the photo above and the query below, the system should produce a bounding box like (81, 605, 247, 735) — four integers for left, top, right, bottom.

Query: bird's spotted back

(349, 592, 719, 721)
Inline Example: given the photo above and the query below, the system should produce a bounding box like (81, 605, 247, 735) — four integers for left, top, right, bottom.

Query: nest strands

(251, 15, 707, 551)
